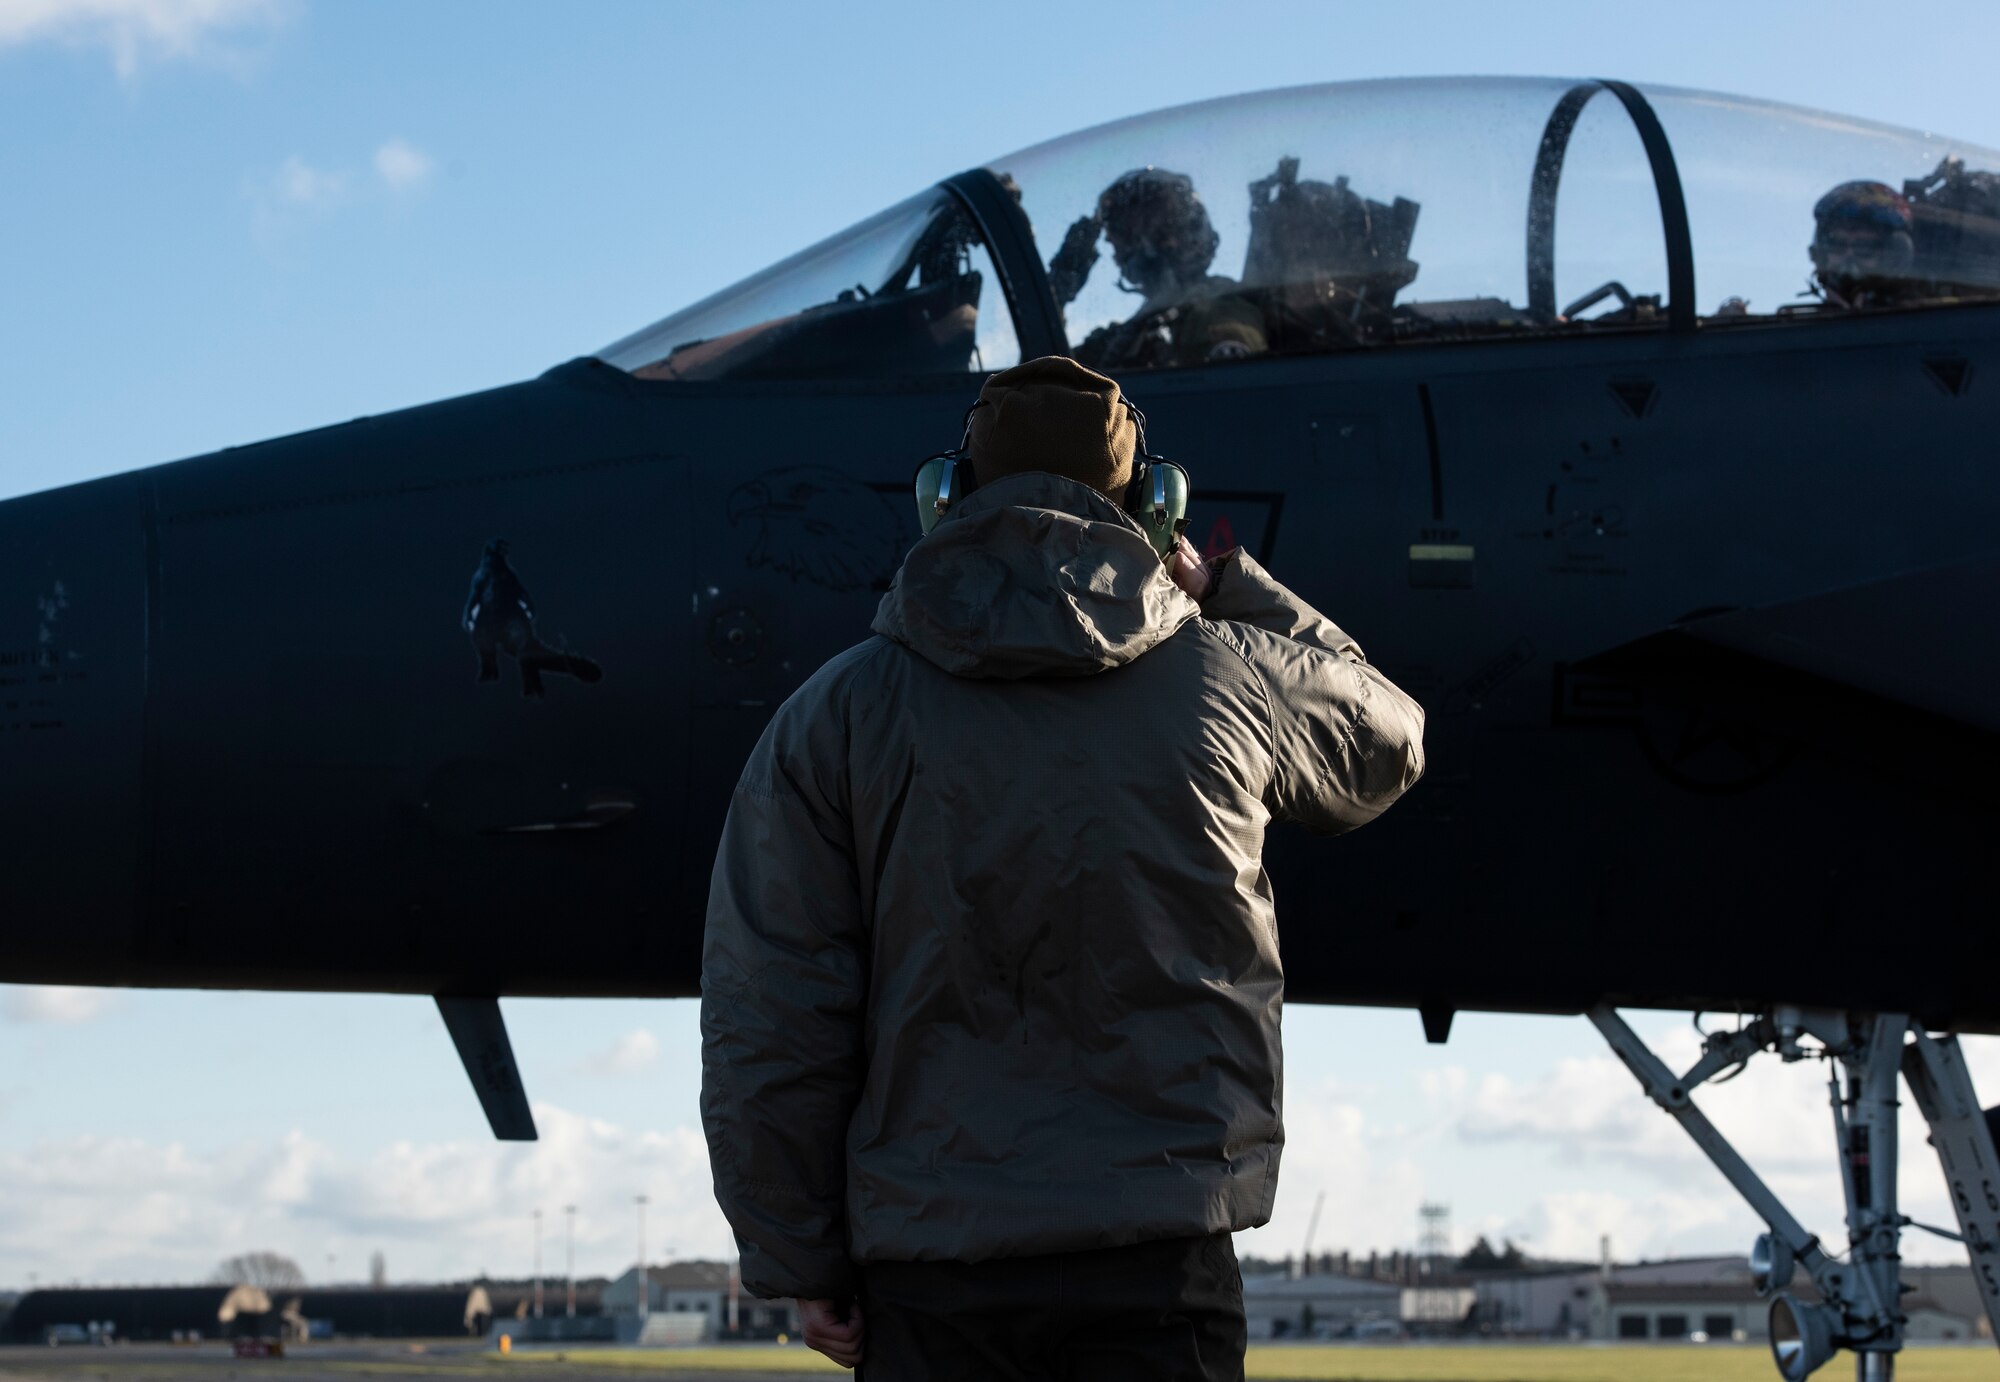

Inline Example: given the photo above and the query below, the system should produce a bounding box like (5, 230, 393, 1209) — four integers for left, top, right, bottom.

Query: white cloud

(1446, 1026, 2000, 1266)
(247, 141, 434, 248)
(1461, 1054, 1697, 1177)
(245, 154, 347, 252)
(1418, 1064, 1469, 1107)
(578, 1029, 660, 1077)
(1236, 1077, 1429, 1264)
(1509, 1188, 1736, 1264)
(0, 0, 291, 78)
(1458, 1024, 1846, 1182)
(272, 154, 344, 208)
(3, 985, 116, 1024)
(0, 1104, 733, 1285)
(373, 137, 432, 191)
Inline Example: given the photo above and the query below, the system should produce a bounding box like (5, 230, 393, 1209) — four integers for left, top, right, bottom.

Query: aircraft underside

(6, 73, 1999, 1377)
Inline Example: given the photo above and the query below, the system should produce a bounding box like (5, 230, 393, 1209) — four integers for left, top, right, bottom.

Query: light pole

(532, 1208, 544, 1319)
(564, 1205, 577, 1319)
(635, 1194, 650, 1320)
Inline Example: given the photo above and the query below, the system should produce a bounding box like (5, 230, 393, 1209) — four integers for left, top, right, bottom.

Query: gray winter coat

(700, 471, 1425, 1300)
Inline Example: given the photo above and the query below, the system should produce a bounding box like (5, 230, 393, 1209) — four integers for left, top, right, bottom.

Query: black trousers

(856, 1233, 1246, 1381)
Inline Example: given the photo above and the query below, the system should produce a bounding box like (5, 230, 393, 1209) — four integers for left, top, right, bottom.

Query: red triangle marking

(1203, 515, 1237, 559)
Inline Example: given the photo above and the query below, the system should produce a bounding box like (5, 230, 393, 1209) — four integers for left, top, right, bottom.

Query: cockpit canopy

(597, 77, 2000, 381)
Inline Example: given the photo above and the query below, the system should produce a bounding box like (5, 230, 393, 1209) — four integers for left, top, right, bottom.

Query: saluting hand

(1168, 534, 1213, 602)
(799, 1297, 864, 1369)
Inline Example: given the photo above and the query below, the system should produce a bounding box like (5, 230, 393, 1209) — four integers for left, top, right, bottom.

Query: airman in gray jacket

(701, 355, 1424, 1378)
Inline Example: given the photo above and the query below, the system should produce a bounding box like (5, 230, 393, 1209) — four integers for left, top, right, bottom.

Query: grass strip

(486, 1342, 2000, 1380)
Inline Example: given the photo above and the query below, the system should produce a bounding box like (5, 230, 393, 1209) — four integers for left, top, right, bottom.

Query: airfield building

(1900, 1265, 1994, 1340)
(268, 1287, 492, 1340)
(0, 1285, 492, 1343)
(1241, 1273, 1403, 1340)
(0, 1285, 271, 1343)
(1468, 1254, 1990, 1342)
(478, 1276, 606, 1320)
(603, 1261, 798, 1341)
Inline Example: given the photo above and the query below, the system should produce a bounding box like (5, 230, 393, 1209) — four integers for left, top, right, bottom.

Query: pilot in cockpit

(1046, 167, 1268, 371)
(1809, 180, 1920, 310)
(1806, 163, 2000, 311)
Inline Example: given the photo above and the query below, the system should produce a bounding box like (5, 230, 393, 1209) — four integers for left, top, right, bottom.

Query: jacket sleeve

(1201, 548, 1426, 834)
(700, 684, 867, 1301)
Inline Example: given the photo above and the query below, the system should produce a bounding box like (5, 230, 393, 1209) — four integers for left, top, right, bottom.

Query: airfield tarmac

(3, 1340, 1999, 1381)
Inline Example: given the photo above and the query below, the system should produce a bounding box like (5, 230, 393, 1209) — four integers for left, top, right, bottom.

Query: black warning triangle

(1608, 377, 1657, 419)
(1923, 354, 1973, 397)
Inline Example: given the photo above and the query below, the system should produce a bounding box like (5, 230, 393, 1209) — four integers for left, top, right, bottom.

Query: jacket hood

(872, 471, 1200, 679)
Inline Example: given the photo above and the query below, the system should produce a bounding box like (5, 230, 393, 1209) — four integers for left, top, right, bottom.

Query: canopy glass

(1641, 82, 2000, 319)
(598, 188, 1020, 381)
(991, 76, 1669, 368)
(599, 78, 2000, 380)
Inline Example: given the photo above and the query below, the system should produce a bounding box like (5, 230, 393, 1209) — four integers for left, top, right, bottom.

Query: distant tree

(212, 1251, 307, 1288)
(1457, 1236, 1501, 1270)
(1456, 1236, 1528, 1271)
(1235, 1254, 1289, 1277)
(369, 1251, 387, 1288)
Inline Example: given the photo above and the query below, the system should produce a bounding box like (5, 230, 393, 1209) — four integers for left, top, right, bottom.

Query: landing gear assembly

(1591, 1005, 2000, 1380)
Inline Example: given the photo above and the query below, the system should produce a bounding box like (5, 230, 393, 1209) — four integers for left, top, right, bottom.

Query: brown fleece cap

(967, 355, 1137, 499)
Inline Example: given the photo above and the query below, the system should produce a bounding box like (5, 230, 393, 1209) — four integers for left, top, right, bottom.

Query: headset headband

(913, 394, 1189, 558)
(931, 399, 987, 518)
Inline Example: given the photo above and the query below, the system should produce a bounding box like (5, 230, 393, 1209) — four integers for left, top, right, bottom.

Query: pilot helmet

(1097, 168, 1221, 292)
(1811, 180, 1916, 291)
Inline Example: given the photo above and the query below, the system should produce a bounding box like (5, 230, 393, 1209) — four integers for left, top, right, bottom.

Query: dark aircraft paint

(462, 539, 605, 699)
(729, 467, 905, 593)
(4, 80, 1999, 1045)
(5, 311, 1996, 1026)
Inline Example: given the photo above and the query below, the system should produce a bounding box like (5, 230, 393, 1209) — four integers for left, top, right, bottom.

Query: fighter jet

(5, 76, 1998, 1377)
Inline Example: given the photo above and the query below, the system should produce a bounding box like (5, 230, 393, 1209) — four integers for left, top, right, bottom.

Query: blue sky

(5, 0, 2000, 1289)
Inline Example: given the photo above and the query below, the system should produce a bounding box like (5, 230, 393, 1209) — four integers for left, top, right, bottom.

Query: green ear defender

(913, 401, 984, 539)
(912, 398, 1192, 560)
(1115, 400, 1193, 560)
(1124, 457, 1191, 560)
(913, 452, 956, 534)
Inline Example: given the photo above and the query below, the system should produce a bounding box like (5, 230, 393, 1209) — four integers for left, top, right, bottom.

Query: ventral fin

(436, 995, 537, 1141)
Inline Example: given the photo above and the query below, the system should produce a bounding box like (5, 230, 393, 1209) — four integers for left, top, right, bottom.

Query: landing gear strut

(1590, 1005, 2000, 1380)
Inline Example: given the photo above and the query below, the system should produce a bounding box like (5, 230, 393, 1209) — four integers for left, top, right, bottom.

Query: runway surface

(4, 1340, 1997, 1381)
(0, 1340, 832, 1381)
